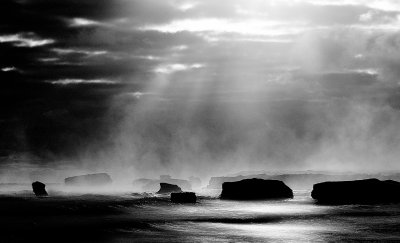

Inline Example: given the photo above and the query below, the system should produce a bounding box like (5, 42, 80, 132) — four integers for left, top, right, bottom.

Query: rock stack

(312, 178, 400, 204)
(32, 181, 48, 197)
(220, 178, 293, 200)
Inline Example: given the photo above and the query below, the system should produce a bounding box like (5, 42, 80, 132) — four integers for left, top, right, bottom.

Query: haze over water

(2, 0, 400, 180)
(1, 0, 400, 242)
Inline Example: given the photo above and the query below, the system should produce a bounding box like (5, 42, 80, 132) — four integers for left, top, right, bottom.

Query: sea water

(114, 191, 400, 242)
(1, 190, 400, 242)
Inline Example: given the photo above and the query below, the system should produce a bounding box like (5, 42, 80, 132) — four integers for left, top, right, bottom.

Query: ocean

(1, 190, 400, 242)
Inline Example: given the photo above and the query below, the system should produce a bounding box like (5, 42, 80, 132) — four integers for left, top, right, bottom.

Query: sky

(2, 0, 400, 180)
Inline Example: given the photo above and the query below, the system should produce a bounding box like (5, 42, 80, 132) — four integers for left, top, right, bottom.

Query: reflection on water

(1, 190, 400, 242)
(160, 202, 337, 242)
(190, 222, 333, 242)
(112, 191, 400, 242)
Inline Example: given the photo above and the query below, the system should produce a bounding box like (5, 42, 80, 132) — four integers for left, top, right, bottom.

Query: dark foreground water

(1, 190, 400, 242)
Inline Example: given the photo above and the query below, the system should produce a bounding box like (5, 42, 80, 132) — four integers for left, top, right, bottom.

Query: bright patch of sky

(300, 0, 400, 11)
(0, 33, 54, 47)
(69, 18, 106, 27)
(154, 63, 205, 74)
(141, 18, 309, 38)
(48, 79, 117, 85)
(52, 48, 108, 56)
(1, 66, 17, 72)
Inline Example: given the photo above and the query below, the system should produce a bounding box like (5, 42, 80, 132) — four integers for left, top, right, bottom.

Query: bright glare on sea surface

(113, 191, 400, 242)
(1, 190, 400, 242)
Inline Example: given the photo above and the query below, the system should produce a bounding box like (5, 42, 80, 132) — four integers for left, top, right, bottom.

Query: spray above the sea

(1, 0, 400, 186)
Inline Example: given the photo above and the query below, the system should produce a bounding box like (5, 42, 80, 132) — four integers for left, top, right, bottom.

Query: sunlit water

(101, 191, 400, 242)
(1, 190, 400, 242)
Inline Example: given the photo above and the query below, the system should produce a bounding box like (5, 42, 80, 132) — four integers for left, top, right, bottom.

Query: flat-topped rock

(311, 178, 400, 204)
(171, 192, 197, 203)
(157, 183, 182, 194)
(159, 175, 192, 191)
(32, 181, 48, 197)
(64, 173, 112, 186)
(133, 175, 192, 192)
(220, 178, 293, 200)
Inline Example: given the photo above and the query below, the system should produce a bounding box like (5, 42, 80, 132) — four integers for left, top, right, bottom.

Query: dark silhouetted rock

(157, 183, 182, 194)
(134, 176, 192, 192)
(65, 173, 112, 186)
(220, 178, 293, 200)
(207, 172, 400, 190)
(171, 192, 197, 203)
(159, 175, 192, 190)
(311, 178, 400, 204)
(32, 181, 48, 197)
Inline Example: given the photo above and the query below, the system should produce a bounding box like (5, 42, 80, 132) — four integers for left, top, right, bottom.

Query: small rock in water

(32, 181, 48, 197)
(157, 183, 182, 194)
(171, 192, 197, 203)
